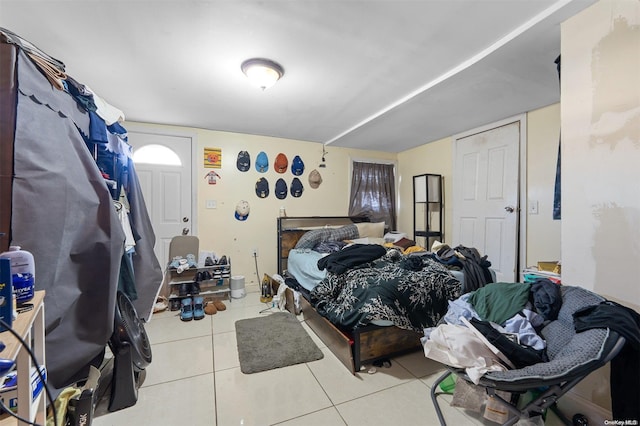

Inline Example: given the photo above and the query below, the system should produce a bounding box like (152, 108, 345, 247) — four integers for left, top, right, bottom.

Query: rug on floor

(235, 311, 323, 374)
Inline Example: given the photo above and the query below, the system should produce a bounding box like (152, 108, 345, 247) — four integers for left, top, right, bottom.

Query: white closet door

(453, 120, 520, 282)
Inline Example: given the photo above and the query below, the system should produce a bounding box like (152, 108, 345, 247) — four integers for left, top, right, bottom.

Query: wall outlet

(252, 248, 258, 257)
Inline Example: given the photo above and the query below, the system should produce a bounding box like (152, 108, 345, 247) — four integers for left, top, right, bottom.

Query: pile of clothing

(422, 279, 561, 383)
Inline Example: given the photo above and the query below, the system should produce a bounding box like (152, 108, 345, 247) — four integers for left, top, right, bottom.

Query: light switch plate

(206, 200, 217, 209)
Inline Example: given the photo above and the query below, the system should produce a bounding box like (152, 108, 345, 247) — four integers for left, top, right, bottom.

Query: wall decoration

(255, 177, 269, 198)
(237, 150, 250, 172)
(255, 151, 269, 173)
(275, 178, 287, 199)
(204, 147, 222, 168)
(204, 170, 221, 185)
(291, 177, 303, 197)
(235, 200, 250, 221)
(291, 155, 304, 176)
(309, 169, 322, 188)
(274, 153, 288, 173)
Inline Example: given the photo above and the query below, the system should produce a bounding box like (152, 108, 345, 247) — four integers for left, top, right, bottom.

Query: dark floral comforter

(310, 252, 461, 332)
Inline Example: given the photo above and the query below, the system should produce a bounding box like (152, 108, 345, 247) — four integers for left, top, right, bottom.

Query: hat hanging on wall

(255, 177, 269, 198)
(255, 151, 269, 173)
(274, 153, 288, 173)
(235, 200, 250, 221)
(308, 169, 322, 189)
(275, 178, 288, 199)
(237, 151, 250, 172)
(291, 155, 304, 176)
(290, 177, 304, 198)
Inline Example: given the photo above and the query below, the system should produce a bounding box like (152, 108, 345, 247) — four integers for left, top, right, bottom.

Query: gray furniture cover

(9, 47, 162, 389)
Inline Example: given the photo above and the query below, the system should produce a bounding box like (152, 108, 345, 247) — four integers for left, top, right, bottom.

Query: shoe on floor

(153, 296, 168, 313)
(180, 297, 193, 321)
(193, 296, 205, 320)
(169, 298, 181, 311)
(213, 300, 226, 311)
(204, 302, 217, 315)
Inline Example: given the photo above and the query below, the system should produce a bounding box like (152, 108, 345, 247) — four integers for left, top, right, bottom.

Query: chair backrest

(168, 235, 199, 262)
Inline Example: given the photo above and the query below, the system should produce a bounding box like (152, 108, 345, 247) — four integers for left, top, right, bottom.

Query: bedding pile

(310, 247, 461, 332)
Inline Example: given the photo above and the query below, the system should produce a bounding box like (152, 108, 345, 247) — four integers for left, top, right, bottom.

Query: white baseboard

(557, 389, 612, 425)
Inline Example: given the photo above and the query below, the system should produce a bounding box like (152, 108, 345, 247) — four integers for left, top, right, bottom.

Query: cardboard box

(0, 365, 46, 413)
(537, 261, 561, 274)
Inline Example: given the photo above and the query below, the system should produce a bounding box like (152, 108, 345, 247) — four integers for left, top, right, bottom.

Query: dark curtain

(348, 162, 397, 231)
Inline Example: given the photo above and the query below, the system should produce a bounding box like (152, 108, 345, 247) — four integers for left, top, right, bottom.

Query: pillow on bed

(355, 222, 385, 238)
(348, 237, 386, 245)
(294, 224, 359, 249)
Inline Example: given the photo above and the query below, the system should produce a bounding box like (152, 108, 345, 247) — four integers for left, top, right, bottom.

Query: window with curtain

(348, 161, 397, 231)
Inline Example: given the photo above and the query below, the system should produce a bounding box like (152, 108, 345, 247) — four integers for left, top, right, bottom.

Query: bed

(276, 216, 464, 374)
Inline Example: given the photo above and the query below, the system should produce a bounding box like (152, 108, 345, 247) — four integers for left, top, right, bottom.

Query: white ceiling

(0, 0, 595, 153)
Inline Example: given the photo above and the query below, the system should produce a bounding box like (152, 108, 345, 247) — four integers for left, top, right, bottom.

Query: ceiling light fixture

(241, 58, 284, 90)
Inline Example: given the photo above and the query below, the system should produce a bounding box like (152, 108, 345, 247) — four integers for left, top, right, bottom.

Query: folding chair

(430, 285, 626, 426)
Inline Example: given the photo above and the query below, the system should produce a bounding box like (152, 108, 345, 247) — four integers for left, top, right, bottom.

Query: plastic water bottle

(0, 246, 35, 304)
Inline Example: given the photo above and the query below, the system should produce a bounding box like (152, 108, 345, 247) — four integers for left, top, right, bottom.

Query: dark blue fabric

(531, 278, 562, 321)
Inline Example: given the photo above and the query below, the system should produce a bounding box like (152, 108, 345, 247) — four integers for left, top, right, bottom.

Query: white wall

(125, 122, 396, 286)
(559, 0, 639, 417)
(561, 0, 640, 307)
(526, 104, 562, 267)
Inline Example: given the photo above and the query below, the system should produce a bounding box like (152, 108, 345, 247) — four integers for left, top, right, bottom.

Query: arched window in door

(132, 144, 182, 166)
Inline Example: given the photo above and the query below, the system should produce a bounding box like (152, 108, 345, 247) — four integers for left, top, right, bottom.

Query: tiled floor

(92, 284, 564, 426)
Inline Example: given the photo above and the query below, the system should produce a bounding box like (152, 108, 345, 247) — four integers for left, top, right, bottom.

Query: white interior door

(128, 130, 194, 268)
(453, 119, 521, 282)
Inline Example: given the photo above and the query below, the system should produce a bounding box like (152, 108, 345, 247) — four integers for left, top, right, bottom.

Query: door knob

(182, 228, 189, 235)
(504, 206, 515, 213)
(183, 217, 189, 223)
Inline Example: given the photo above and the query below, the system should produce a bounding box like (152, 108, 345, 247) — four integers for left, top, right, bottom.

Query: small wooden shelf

(0, 290, 46, 425)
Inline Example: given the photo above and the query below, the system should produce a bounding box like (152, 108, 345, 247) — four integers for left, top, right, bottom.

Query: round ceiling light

(241, 58, 285, 90)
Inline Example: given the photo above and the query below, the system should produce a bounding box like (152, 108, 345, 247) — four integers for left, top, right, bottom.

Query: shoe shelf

(165, 259, 232, 311)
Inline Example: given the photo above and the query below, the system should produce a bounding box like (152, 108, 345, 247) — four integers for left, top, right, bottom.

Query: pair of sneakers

(204, 255, 228, 266)
(180, 296, 205, 321)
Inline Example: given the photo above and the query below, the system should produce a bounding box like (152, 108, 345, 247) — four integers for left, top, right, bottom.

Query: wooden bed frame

(275, 216, 423, 374)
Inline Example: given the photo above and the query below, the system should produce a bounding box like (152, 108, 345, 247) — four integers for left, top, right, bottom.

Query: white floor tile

(144, 309, 213, 344)
(215, 364, 332, 425)
(336, 379, 475, 426)
(393, 349, 447, 378)
(275, 407, 347, 426)
(143, 335, 213, 387)
(307, 347, 415, 405)
(212, 330, 239, 371)
(93, 374, 216, 426)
